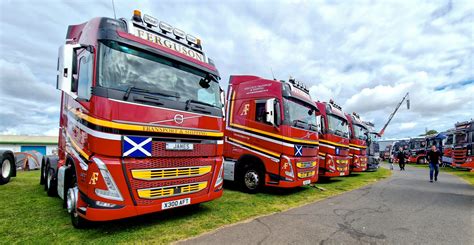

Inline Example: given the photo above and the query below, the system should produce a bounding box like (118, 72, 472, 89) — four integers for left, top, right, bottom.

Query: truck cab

(315, 100, 350, 177)
(224, 76, 319, 193)
(42, 10, 225, 228)
(390, 140, 409, 163)
(408, 137, 427, 164)
(346, 112, 368, 172)
(363, 121, 380, 171)
(442, 129, 455, 165)
(452, 120, 474, 170)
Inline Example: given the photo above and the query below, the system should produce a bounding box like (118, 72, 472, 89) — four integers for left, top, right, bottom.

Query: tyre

(46, 168, 57, 197)
(417, 157, 425, 165)
(0, 154, 14, 185)
(238, 163, 263, 194)
(40, 160, 46, 185)
(66, 167, 88, 229)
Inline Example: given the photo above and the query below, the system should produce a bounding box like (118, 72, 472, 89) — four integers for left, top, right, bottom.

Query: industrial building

(0, 135, 57, 155)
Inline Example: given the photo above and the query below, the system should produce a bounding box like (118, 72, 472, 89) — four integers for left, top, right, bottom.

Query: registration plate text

(162, 198, 191, 210)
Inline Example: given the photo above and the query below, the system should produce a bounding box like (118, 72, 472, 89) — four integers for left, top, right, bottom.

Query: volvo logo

(174, 114, 184, 124)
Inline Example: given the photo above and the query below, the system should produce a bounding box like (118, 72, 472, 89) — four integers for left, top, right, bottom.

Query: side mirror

(315, 115, 322, 132)
(56, 44, 93, 98)
(57, 44, 81, 98)
(265, 98, 276, 126)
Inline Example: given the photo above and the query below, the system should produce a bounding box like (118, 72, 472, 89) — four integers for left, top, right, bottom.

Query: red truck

(408, 136, 427, 164)
(40, 10, 224, 228)
(223, 76, 319, 193)
(315, 100, 350, 177)
(452, 120, 474, 170)
(346, 112, 368, 172)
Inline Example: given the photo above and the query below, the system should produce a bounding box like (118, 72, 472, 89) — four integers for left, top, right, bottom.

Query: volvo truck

(346, 112, 368, 172)
(40, 10, 224, 228)
(223, 76, 319, 193)
(315, 100, 350, 177)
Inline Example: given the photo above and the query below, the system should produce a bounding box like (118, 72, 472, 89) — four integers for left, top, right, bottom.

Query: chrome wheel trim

(244, 170, 259, 190)
(66, 187, 78, 214)
(1, 159, 11, 178)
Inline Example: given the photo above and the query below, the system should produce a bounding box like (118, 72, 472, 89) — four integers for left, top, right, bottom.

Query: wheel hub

(66, 187, 78, 214)
(2, 159, 11, 178)
(244, 170, 259, 190)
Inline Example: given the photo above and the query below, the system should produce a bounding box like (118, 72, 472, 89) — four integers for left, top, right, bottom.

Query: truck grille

(123, 157, 216, 206)
(296, 161, 316, 168)
(137, 182, 208, 199)
(152, 141, 216, 157)
(131, 166, 212, 180)
(453, 149, 467, 164)
(297, 170, 315, 178)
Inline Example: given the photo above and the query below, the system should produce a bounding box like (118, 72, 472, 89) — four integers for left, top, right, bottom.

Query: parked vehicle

(364, 121, 380, 171)
(315, 100, 350, 177)
(346, 112, 368, 172)
(389, 140, 409, 163)
(380, 145, 392, 161)
(0, 150, 16, 185)
(408, 137, 427, 164)
(452, 120, 474, 170)
(223, 76, 319, 193)
(40, 10, 225, 228)
(442, 129, 455, 165)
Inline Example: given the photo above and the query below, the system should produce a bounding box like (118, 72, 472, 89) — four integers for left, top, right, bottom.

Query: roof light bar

(143, 14, 158, 27)
(173, 28, 186, 39)
(159, 21, 173, 33)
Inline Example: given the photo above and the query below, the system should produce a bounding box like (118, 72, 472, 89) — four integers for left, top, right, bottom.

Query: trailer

(40, 10, 224, 228)
(223, 76, 319, 193)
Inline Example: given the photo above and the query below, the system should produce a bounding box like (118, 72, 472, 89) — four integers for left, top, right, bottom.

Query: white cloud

(0, 0, 472, 139)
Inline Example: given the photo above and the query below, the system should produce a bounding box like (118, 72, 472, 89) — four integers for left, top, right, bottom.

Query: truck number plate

(303, 180, 311, 185)
(340, 172, 345, 176)
(162, 198, 191, 210)
(166, 143, 194, 151)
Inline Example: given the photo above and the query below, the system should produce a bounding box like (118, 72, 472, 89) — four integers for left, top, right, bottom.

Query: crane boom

(378, 92, 410, 137)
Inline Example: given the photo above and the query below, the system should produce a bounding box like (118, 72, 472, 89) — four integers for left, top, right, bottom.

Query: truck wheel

(40, 160, 46, 185)
(239, 164, 263, 194)
(46, 168, 57, 197)
(66, 171, 88, 228)
(416, 158, 424, 165)
(0, 154, 14, 185)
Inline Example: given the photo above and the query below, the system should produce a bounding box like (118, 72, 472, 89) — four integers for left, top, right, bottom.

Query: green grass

(405, 163, 474, 185)
(0, 169, 390, 244)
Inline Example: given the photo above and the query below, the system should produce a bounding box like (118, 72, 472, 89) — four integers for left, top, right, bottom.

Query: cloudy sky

(0, 0, 473, 139)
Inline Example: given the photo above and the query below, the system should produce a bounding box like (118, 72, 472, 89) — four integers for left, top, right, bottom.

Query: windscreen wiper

(293, 119, 308, 129)
(185, 99, 217, 114)
(123, 86, 180, 100)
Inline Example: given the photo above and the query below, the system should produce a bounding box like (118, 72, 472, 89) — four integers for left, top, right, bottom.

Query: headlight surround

(92, 157, 124, 201)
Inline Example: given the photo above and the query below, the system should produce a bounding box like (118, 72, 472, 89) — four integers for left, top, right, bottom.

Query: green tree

(419, 129, 438, 136)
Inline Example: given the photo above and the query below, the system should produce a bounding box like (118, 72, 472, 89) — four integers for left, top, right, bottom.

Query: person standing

(396, 147, 407, 170)
(426, 145, 442, 182)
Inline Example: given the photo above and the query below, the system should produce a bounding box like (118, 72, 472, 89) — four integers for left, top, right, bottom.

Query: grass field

(406, 163, 474, 185)
(0, 169, 390, 244)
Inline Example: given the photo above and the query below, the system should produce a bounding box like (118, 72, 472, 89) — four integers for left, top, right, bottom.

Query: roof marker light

(132, 10, 142, 22)
(186, 34, 198, 44)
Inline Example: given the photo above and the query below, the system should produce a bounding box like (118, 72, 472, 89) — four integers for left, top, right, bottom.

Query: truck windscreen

(283, 99, 318, 131)
(353, 124, 367, 140)
(98, 41, 222, 108)
(327, 114, 349, 138)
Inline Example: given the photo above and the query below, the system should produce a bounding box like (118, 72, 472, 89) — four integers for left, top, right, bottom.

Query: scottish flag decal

(294, 145, 303, 157)
(123, 136, 152, 157)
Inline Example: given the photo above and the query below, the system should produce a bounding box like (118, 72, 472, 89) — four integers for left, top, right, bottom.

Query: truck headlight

(92, 157, 124, 201)
(214, 158, 224, 187)
(281, 156, 294, 179)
